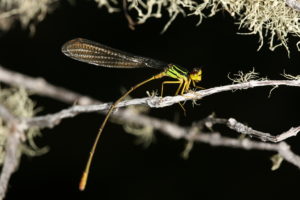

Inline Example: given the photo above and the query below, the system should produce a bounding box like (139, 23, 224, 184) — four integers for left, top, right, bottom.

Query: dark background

(0, 1, 299, 199)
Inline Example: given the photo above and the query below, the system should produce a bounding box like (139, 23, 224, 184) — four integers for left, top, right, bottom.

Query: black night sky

(0, 1, 299, 199)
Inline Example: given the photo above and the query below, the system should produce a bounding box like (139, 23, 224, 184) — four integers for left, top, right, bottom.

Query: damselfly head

(190, 68, 202, 82)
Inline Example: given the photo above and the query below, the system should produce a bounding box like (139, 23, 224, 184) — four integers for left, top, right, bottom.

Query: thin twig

(197, 116, 300, 143)
(0, 65, 98, 105)
(227, 118, 300, 142)
(190, 133, 300, 169)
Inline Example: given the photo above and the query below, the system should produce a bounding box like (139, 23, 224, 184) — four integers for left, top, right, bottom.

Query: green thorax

(165, 64, 189, 79)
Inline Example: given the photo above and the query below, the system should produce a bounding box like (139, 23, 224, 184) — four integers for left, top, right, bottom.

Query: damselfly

(61, 38, 202, 190)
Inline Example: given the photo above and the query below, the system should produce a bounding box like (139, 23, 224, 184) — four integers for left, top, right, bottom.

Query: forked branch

(0, 66, 299, 199)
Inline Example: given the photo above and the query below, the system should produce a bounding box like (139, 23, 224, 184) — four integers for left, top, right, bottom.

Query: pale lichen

(120, 105, 155, 147)
(1, 0, 300, 53)
(0, 0, 57, 34)
(94, 0, 120, 13)
(181, 140, 194, 159)
(103, 0, 300, 54)
(228, 68, 263, 84)
(270, 153, 284, 170)
(281, 70, 300, 80)
(124, 122, 155, 147)
(0, 87, 46, 165)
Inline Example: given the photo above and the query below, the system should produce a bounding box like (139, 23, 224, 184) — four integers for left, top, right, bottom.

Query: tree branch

(0, 66, 299, 199)
(0, 104, 25, 199)
(109, 111, 300, 169)
(196, 116, 300, 143)
(22, 78, 299, 130)
(0, 65, 98, 105)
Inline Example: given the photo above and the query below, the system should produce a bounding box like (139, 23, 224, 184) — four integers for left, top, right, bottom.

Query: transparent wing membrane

(61, 38, 168, 69)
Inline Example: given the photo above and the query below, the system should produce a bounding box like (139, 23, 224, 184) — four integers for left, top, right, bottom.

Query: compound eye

(192, 68, 201, 74)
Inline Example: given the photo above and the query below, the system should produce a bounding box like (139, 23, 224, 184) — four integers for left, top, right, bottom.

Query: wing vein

(61, 38, 168, 69)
